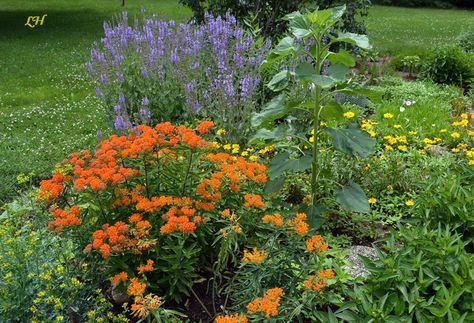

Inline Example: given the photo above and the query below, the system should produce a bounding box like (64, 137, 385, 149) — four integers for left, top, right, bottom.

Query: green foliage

(416, 163, 474, 243)
(422, 46, 474, 90)
(457, 25, 474, 53)
(372, 0, 472, 8)
(179, 0, 371, 36)
(332, 224, 474, 322)
(0, 197, 120, 322)
(253, 5, 375, 218)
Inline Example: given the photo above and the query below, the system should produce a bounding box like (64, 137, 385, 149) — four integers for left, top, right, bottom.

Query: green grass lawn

(366, 5, 474, 55)
(0, 2, 472, 203)
(0, 0, 191, 202)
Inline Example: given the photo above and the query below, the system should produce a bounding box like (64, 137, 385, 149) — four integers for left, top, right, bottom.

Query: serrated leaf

(268, 70, 290, 91)
(328, 50, 356, 67)
(325, 125, 375, 157)
(336, 181, 370, 213)
(251, 94, 287, 128)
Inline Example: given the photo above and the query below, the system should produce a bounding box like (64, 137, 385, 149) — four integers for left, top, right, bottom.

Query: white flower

(400, 106, 406, 112)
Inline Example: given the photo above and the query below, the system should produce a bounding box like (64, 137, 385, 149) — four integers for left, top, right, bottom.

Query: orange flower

(287, 213, 308, 235)
(196, 120, 214, 134)
(243, 194, 265, 209)
(137, 259, 154, 275)
(110, 272, 128, 286)
(131, 293, 163, 318)
(127, 278, 146, 296)
(221, 209, 231, 218)
(303, 269, 335, 294)
(215, 313, 248, 323)
(47, 205, 81, 232)
(242, 247, 266, 264)
(262, 213, 283, 227)
(246, 288, 285, 318)
(305, 235, 329, 254)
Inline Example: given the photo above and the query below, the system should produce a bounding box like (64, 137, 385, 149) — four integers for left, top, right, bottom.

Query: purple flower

(141, 97, 149, 106)
(97, 129, 103, 138)
(114, 116, 125, 131)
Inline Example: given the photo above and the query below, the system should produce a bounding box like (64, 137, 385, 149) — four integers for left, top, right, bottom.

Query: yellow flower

(212, 141, 221, 148)
(461, 113, 468, 119)
(368, 131, 376, 137)
(451, 132, 460, 139)
(241, 151, 249, 156)
(216, 129, 226, 135)
(386, 185, 393, 191)
(439, 128, 447, 133)
(398, 145, 407, 152)
(309, 136, 314, 143)
(320, 121, 327, 126)
(384, 145, 393, 151)
(393, 124, 401, 129)
(408, 131, 417, 135)
(379, 154, 385, 160)
(30, 306, 37, 313)
(368, 197, 377, 204)
(383, 113, 394, 119)
(343, 111, 355, 119)
(223, 144, 231, 150)
(405, 200, 414, 207)
(249, 155, 258, 161)
(468, 160, 474, 165)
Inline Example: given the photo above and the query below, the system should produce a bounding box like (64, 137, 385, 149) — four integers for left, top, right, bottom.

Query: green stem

(311, 36, 323, 207)
(181, 150, 194, 195)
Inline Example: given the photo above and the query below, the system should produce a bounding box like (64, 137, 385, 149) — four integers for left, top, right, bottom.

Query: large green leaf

(268, 70, 290, 91)
(264, 176, 285, 194)
(335, 181, 370, 213)
(311, 75, 336, 89)
(328, 50, 356, 67)
(340, 86, 382, 103)
(335, 32, 371, 49)
(325, 125, 375, 157)
(295, 62, 315, 82)
(305, 204, 325, 229)
(320, 100, 344, 122)
(328, 63, 348, 81)
(268, 152, 312, 179)
(251, 94, 287, 128)
(249, 124, 290, 144)
(273, 36, 297, 55)
(307, 9, 332, 26)
(286, 12, 311, 38)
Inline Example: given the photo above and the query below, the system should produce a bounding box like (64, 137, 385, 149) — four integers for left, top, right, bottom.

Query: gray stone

(343, 245, 378, 279)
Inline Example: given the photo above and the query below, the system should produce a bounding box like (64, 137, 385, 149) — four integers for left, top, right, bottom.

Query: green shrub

(179, 0, 371, 36)
(372, 0, 473, 8)
(0, 197, 120, 322)
(326, 224, 474, 322)
(422, 46, 474, 90)
(417, 163, 474, 243)
(457, 26, 474, 54)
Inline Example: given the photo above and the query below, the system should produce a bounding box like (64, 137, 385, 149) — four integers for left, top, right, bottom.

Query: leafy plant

(422, 46, 474, 90)
(457, 25, 474, 54)
(401, 55, 421, 77)
(330, 224, 474, 322)
(87, 13, 270, 143)
(252, 5, 376, 222)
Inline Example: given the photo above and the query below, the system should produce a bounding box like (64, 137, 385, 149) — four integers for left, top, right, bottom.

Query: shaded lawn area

(366, 5, 474, 55)
(0, 0, 191, 202)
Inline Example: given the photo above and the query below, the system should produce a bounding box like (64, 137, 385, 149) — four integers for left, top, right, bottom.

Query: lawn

(366, 5, 474, 55)
(0, 0, 191, 202)
(0, 2, 473, 202)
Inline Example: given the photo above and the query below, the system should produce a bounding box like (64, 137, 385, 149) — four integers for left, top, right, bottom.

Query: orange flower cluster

(137, 259, 155, 275)
(160, 205, 202, 234)
(305, 235, 329, 254)
(38, 172, 67, 202)
(303, 269, 335, 294)
(47, 205, 81, 232)
(262, 213, 283, 227)
(214, 313, 248, 323)
(128, 277, 147, 296)
(196, 120, 215, 134)
(243, 194, 265, 209)
(242, 247, 267, 264)
(86, 215, 155, 259)
(110, 271, 128, 286)
(246, 288, 285, 318)
(131, 293, 163, 318)
(287, 213, 309, 235)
